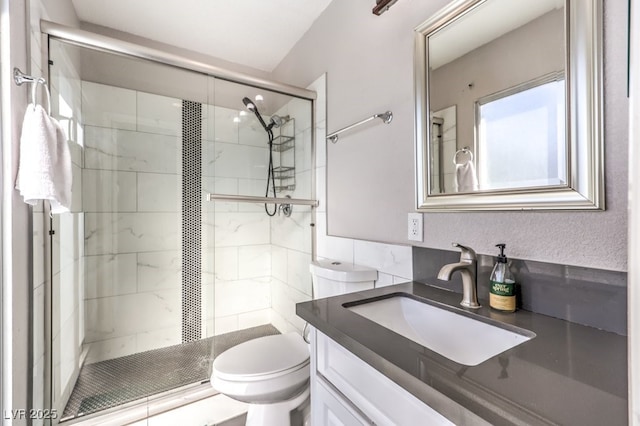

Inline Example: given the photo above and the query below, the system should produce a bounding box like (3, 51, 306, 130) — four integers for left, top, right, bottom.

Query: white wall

(628, 2, 640, 422)
(430, 9, 564, 153)
(273, 0, 629, 272)
(311, 74, 413, 286)
(2, 1, 33, 423)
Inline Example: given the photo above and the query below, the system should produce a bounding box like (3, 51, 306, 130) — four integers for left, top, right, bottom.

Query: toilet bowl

(211, 333, 310, 426)
(211, 259, 377, 426)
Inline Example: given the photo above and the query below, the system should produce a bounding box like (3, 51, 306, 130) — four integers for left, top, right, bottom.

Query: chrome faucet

(437, 243, 481, 309)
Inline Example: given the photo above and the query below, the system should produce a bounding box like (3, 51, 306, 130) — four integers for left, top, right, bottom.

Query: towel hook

(14, 67, 51, 115)
(13, 67, 37, 85)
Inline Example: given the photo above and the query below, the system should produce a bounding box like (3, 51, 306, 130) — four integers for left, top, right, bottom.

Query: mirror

(414, 0, 603, 210)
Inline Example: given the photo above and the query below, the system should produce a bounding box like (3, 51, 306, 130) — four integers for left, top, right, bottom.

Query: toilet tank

(310, 259, 377, 299)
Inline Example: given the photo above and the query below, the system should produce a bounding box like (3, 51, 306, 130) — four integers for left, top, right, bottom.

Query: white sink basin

(346, 295, 535, 366)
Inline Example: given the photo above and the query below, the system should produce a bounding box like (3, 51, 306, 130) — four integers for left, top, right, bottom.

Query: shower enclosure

(36, 30, 315, 424)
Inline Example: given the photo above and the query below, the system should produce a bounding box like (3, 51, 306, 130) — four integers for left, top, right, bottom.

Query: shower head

(242, 97, 256, 111)
(270, 115, 289, 129)
(242, 96, 270, 133)
(242, 98, 288, 134)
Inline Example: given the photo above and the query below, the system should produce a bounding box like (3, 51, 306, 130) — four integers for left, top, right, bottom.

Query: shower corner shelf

(273, 118, 296, 193)
(274, 166, 296, 192)
(272, 135, 295, 152)
(273, 166, 295, 178)
(276, 184, 296, 191)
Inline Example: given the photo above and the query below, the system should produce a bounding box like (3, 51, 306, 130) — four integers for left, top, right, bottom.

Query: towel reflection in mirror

(454, 147, 478, 193)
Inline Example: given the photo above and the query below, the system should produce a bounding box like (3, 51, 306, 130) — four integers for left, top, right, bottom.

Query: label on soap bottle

(490, 280, 516, 312)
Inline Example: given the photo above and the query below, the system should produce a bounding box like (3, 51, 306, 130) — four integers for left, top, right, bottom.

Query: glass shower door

(44, 36, 315, 424)
(203, 78, 315, 344)
(47, 39, 216, 421)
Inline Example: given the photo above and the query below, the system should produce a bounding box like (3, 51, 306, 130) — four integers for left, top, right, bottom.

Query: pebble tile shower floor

(61, 324, 280, 421)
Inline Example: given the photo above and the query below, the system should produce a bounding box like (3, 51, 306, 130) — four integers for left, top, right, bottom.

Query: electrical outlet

(407, 213, 423, 242)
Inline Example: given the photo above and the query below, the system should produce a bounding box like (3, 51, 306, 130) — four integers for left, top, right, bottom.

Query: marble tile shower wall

(203, 103, 273, 336)
(82, 81, 185, 363)
(81, 80, 316, 361)
(202, 95, 315, 336)
(270, 98, 314, 333)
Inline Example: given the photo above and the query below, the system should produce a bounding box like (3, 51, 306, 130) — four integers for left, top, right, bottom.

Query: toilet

(210, 259, 377, 426)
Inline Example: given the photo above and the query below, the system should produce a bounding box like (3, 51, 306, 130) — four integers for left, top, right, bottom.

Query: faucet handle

(452, 243, 476, 262)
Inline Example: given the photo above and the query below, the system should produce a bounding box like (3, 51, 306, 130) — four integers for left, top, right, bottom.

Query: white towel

(455, 161, 479, 193)
(15, 104, 72, 213)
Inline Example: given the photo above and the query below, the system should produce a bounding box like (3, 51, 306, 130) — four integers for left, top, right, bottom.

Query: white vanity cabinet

(310, 328, 454, 426)
(312, 376, 371, 426)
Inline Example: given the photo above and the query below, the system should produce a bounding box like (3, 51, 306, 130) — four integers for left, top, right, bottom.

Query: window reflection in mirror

(427, 0, 565, 195)
(476, 73, 566, 191)
(415, 0, 603, 210)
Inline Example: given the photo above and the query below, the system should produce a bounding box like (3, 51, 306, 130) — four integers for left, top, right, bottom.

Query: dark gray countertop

(296, 281, 627, 426)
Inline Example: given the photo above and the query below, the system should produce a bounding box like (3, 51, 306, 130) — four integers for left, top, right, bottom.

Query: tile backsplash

(413, 246, 627, 335)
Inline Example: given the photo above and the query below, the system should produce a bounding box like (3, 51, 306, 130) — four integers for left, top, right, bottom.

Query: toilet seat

(211, 332, 311, 405)
(213, 332, 310, 381)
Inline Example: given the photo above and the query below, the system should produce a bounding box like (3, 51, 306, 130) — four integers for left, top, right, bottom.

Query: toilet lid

(213, 332, 309, 379)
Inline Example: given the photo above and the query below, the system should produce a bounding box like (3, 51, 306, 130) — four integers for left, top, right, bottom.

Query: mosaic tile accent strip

(61, 324, 280, 421)
(182, 100, 202, 343)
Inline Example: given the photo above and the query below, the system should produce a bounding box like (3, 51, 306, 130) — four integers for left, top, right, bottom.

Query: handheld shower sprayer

(243, 97, 271, 134)
(242, 96, 288, 217)
(242, 97, 256, 110)
(242, 97, 286, 133)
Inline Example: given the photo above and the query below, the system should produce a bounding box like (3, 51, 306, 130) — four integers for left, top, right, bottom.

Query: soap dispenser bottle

(489, 243, 516, 312)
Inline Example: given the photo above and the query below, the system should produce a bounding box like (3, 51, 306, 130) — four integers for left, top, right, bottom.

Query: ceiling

(70, 0, 334, 72)
(429, 0, 564, 69)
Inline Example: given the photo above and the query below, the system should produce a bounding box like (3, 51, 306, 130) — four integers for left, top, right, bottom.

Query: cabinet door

(316, 331, 454, 426)
(313, 377, 371, 426)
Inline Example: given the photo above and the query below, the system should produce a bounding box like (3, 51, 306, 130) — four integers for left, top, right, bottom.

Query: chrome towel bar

(327, 111, 393, 143)
(206, 193, 319, 207)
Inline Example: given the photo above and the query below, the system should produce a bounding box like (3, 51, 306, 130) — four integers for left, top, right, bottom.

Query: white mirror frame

(414, 0, 604, 211)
